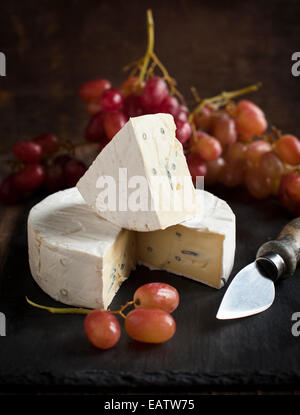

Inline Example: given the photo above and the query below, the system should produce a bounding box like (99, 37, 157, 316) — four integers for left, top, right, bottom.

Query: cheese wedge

(77, 113, 197, 231)
(137, 190, 235, 289)
(28, 188, 136, 309)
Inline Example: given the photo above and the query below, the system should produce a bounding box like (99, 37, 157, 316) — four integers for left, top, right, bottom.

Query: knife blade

(217, 218, 300, 320)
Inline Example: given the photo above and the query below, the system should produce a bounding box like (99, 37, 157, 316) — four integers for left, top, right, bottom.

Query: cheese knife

(216, 218, 300, 320)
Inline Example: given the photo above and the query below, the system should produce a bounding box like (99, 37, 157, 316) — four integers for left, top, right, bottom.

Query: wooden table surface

(0, 0, 300, 395)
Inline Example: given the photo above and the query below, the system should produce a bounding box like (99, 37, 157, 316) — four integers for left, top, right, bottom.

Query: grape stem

(25, 296, 134, 318)
(189, 82, 262, 122)
(124, 9, 184, 102)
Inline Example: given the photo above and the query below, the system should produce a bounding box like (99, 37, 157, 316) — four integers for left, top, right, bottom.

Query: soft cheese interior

(77, 113, 197, 231)
(137, 191, 235, 289)
(28, 188, 235, 309)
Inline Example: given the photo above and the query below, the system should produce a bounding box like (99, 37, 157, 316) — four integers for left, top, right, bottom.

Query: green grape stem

(25, 296, 134, 319)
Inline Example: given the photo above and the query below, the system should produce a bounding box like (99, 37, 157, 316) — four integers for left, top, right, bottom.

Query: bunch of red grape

(0, 133, 87, 204)
(80, 76, 192, 148)
(84, 282, 179, 350)
(187, 100, 300, 214)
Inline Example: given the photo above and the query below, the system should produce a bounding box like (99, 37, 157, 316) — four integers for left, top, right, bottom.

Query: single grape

(13, 140, 43, 163)
(34, 134, 59, 156)
(275, 134, 300, 165)
(245, 167, 271, 199)
(123, 95, 144, 118)
(64, 160, 86, 187)
(193, 105, 212, 130)
(175, 108, 188, 122)
(85, 99, 102, 116)
(278, 173, 298, 211)
(100, 88, 123, 112)
(210, 113, 237, 146)
(44, 164, 65, 192)
(13, 164, 45, 192)
(221, 159, 246, 187)
(235, 100, 267, 138)
(157, 96, 179, 116)
(296, 202, 300, 217)
(99, 137, 111, 153)
(104, 111, 127, 140)
(134, 283, 179, 313)
(246, 140, 272, 165)
(285, 174, 300, 203)
(0, 174, 20, 204)
(120, 76, 142, 96)
(125, 308, 176, 343)
(259, 151, 284, 180)
(225, 141, 247, 162)
(194, 135, 222, 161)
(205, 157, 226, 186)
(175, 120, 192, 144)
(79, 79, 111, 102)
(84, 310, 121, 350)
(186, 153, 207, 184)
(53, 153, 72, 167)
(140, 77, 169, 112)
(85, 112, 106, 142)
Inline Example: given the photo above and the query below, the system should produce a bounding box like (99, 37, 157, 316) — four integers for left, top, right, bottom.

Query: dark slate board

(1, 186, 300, 392)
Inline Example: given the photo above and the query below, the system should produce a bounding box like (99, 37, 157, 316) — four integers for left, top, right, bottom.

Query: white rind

(27, 188, 127, 309)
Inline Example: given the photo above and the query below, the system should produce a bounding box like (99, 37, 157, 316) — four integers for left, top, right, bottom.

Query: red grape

(259, 151, 284, 180)
(175, 108, 188, 122)
(225, 141, 247, 162)
(13, 164, 45, 192)
(157, 96, 179, 116)
(84, 310, 121, 350)
(210, 113, 237, 146)
(245, 167, 271, 199)
(104, 111, 127, 140)
(221, 159, 246, 187)
(134, 283, 179, 313)
(85, 100, 102, 116)
(235, 100, 267, 138)
(100, 88, 123, 112)
(13, 140, 43, 163)
(44, 164, 65, 192)
(193, 105, 212, 130)
(0, 174, 20, 204)
(246, 140, 271, 165)
(194, 135, 222, 161)
(285, 174, 300, 203)
(123, 95, 144, 118)
(205, 157, 226, 186)
(64, 160, 86, 187)
(275, 134, 300, 165)
(278, 173, 298, 211)
(186, 153, 207, 183)
(120, 76, 142, 96)
(79, 79, 111, 102)
(175, 120, 192, 144)
(84, 112, 106, 142)
(140, 77, 169, 112)
(125, 308, 176, 343)
(34, 134, 59, 156)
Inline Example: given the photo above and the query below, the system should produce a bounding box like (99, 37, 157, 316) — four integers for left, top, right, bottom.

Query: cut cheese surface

(77, 113, 197, 231)
(28, 187, 136, 309)
(137, 190, 236, 289)
(27, 188, 235, 309)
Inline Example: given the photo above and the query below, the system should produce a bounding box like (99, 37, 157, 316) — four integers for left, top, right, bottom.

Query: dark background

(0, 0, 299, 148)
(1, 0, 300, 396)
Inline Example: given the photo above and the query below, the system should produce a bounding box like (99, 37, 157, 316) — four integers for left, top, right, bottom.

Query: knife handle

(256, 218, 300, 279)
